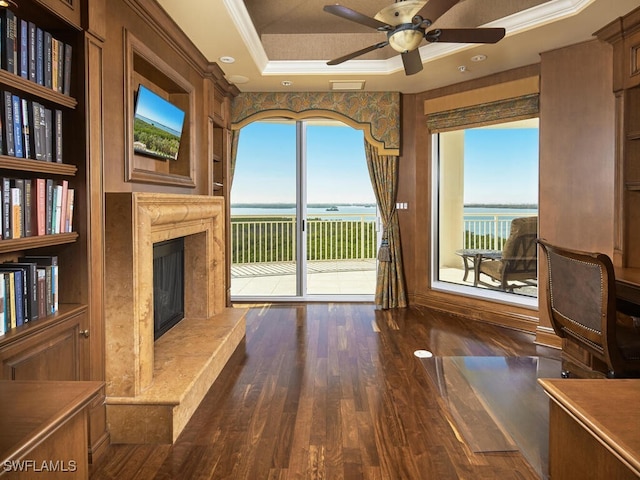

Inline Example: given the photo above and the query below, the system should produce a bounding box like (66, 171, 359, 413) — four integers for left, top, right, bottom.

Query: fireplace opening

(153, 237, 185, 340)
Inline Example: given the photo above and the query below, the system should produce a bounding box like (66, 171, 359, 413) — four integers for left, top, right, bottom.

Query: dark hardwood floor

(90, 303, 561, 479)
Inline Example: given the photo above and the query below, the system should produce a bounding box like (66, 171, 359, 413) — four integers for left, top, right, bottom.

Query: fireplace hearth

(104, 193, 246, 444)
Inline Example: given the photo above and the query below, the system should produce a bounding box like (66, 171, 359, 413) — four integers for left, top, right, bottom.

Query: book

(31, 178, 45, 236)
(9, 183, 21, 239)
(11, 94, 23, 158)
(19, 18, 27, 79)
(65, 188, 74, 233)
(58, 179, 68, 234)
(0, 267, 24, 327)
(45, 178, 53, 234)
(3, 262, 38, 323)
(63, 43, 72, 96)
(43, 105, 51, 162)
(1, 9, 17, 74)
(54, 109, 62, 163)
(51, 37, 58, 92)
(35, 27, 43, 85)
(21, 98, 30, 159)
(44, 31, 52, 89)
(3, 271, 15, 329)
(53, 182, 62, 234)
(56, 39, 63, 93)
(29, 101, 44, 161)
(22, 178, 31, 237)
(28, 21, 36, 82)
(0, 272, 5, 335)
(36, 268, 45, 319)
(1, 90, 15, 156)
(1, 177, 9, 239)
(19, 256, 57, 314)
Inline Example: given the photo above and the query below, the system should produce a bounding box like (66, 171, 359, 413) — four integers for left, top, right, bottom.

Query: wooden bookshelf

(0, 0, 108, 464)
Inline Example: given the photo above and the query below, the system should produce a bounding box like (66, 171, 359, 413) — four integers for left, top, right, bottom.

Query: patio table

(455, 249, 502, 286)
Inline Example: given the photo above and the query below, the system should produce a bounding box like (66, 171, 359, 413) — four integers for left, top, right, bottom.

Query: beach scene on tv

(133, 85, 186, 161)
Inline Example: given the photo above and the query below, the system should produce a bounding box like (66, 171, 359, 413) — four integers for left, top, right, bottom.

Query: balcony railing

(231, 213, 378, 264)
(230, 211, 537, 266)
(463, 212, 537, 250)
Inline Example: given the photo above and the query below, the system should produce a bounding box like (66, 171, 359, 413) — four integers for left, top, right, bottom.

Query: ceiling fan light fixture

(0, 0, 17, 7)
(388, 28, 424, 53)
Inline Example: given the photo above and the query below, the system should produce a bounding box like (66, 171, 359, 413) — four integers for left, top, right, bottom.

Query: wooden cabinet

(598, 6, 640, 268)
(0, 0, 107, 464)
(0, 380, 103, 480)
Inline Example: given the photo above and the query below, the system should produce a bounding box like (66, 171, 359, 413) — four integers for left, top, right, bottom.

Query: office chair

(538, 239, 640, 378)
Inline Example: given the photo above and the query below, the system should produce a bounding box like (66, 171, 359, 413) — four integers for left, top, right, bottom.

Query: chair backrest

(537, 239, 623, 373)
(502, 217, 538, 275)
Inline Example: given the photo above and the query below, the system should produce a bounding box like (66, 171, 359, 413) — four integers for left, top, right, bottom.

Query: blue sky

(232, 121, 375, 204)
(232, 121, 539, 205)
(135, 85, 185, 133)
(463, 127, 539, 204)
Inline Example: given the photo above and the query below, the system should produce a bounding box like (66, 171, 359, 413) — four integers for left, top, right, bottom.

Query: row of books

(1, 90, 63, 161)
(1, 177, 74, 240)
(0, 256, 58, 335)
(1, 9, 72, 95)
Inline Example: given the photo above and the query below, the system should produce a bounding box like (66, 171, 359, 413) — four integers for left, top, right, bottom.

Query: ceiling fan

(324, 0, 506, 75)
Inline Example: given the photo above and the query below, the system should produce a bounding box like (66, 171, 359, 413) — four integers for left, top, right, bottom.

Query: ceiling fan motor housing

(388, 23, 425, 53)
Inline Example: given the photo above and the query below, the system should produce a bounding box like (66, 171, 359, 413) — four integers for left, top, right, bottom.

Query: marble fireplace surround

(104, 193, 245, 443)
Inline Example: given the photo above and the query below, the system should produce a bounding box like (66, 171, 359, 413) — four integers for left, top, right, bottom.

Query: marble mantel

(103, 193, 245, 443)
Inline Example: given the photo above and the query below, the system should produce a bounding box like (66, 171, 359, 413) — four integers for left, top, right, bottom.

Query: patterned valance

(426, 93, 539, 132)
(231, 91, 400, 155)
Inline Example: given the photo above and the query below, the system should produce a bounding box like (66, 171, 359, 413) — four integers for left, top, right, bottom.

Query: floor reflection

(419, 356, 561, 480)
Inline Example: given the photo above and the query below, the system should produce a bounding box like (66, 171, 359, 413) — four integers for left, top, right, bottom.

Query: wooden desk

(0, 381, 103, 479)
(539, 378, 640, 479)
(616, 267, 640, 307)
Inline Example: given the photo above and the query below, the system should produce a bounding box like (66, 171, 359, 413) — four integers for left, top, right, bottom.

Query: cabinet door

(0, 311, 84, 380)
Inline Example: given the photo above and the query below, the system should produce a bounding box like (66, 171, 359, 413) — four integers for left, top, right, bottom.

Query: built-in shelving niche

(124, 30, 195, 188)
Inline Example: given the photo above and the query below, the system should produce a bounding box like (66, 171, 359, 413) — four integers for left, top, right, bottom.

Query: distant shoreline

(231, 203, 537, 209)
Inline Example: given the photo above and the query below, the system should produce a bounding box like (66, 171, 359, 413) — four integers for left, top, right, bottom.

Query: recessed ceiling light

(471, 54, 487, 62)
(281, 80, 293, 87)
(414, 350, 433, 358)
(458, 65, 467, 73)
(219, 56, 235, 64)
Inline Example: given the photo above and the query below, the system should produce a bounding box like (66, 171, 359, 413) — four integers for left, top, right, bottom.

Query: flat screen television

(133, 84, 186, 161)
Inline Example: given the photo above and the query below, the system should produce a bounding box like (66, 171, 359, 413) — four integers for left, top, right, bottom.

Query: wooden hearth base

(106, 308, 246, 444)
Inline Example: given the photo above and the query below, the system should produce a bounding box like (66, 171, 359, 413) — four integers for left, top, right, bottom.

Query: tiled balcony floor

(231, 259, 377, 296)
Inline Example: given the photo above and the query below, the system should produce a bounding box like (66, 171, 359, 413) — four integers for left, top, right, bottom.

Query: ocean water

(231, 205, 537, 221)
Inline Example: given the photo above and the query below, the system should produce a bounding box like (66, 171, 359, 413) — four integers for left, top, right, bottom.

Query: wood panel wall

(537, 39, 616, 338)
(398, 39, 618, 345)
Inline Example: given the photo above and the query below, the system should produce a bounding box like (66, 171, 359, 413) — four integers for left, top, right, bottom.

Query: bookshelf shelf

(0, 232, 78, 253)
(0, 70, 77, 109)
(0, 155, 77, 175)
(0, 302, 85, 347)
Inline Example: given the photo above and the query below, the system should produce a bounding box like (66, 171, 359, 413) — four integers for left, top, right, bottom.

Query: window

(433, 118, 539, 304)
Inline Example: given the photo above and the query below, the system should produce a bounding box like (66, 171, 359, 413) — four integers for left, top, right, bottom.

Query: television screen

(133, 85, 186, 161)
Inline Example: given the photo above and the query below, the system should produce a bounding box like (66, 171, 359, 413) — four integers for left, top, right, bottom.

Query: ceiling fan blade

(323, 5, 392, 31)
(426, 28, 506, 44)
(401, 49, 423, 76)
(415, 0, 459, 24)
(327, 41, 389, 65)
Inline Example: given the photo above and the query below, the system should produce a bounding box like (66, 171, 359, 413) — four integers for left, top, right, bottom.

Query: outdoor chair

(476, 216, 538, 291)
(538, 239, 640, 378)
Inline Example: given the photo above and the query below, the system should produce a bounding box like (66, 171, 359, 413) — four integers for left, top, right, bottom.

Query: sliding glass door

(230, 119, 377, 300)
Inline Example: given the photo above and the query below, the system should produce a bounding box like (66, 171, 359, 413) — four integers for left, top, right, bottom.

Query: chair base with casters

(538, 239, 640, 379)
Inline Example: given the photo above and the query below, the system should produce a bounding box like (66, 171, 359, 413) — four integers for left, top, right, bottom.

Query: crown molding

(225, 0, 597, 76)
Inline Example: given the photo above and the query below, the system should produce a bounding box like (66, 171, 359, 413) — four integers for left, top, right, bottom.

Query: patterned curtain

(364, 141, 407, 309)
(229, 129, 240, 189)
